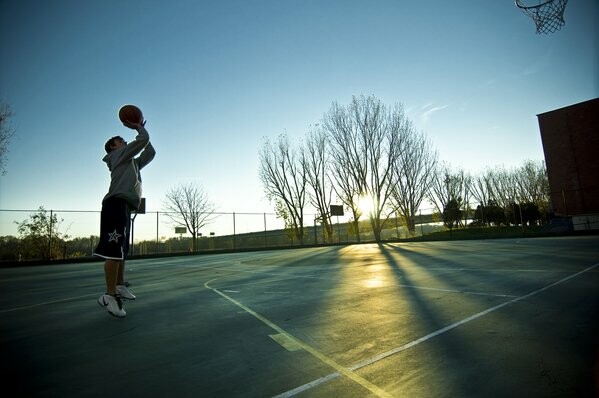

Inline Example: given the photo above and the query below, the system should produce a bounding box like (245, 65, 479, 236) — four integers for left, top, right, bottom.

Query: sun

(356, 194, 376, 218)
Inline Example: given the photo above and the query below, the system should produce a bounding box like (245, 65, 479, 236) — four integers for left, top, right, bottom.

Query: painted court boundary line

(204, 278, 394, 398)
(270, 262, 599, 397)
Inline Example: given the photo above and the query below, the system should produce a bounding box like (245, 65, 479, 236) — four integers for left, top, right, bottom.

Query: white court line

(0, 258, 542, 314)
(426, 268, 583, 273)
(0, 267, 219, 314)
(206, 279, 394, 398)
(273, 262, 599, 397)
(143, 259, 514, 299)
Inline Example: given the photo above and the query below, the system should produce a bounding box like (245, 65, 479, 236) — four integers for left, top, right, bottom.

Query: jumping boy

(94, 118, 155, 317)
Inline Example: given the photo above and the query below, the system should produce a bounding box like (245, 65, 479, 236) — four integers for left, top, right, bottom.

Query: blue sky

(1, 0, 597, 228)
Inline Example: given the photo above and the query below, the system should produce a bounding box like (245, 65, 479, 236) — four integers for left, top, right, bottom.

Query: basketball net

(516, 0, 568, 34)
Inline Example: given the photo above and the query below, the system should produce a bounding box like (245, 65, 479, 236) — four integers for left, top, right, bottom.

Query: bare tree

(471, 170, 492, 208)
(487, 166, 518, 210)
(429, 163, 460, 214)
(427, 162, 472, 225)
(485, 160, 550, 222)
(304, 127, 334, 242)
(329, 151, 363, 241)
(470, 171, 493, 225)
(514, 160, 550, 207)
(390, 127, 438, 236)
(259, 134, 308, 243)
(324, 95, 401, 242)
(325, 101, 365, 240)
(473, 166, 525, 225)
(0, 101, 16, 175)
(461, 172, 474, 226)
(469, 161, 549, 226)
(163, 183, 215, 251)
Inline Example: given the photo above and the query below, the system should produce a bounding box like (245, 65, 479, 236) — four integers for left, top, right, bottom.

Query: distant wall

(537, 98, 599, 216)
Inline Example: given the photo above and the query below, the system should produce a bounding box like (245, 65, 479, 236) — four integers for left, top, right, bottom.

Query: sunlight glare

(364, 277, 384, 288)
(356, 194, 376, 218)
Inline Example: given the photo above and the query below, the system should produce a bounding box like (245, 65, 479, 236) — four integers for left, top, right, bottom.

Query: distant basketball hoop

(130, 198, 146, 255)
(134, 198, 146, 214)
(330, 205, 344, 217)
(516, 0, 568, 34)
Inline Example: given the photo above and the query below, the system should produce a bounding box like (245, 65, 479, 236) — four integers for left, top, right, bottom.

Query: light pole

(518, 198, 524, 231)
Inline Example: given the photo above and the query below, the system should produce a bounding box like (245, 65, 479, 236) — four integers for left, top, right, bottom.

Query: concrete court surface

(1, 236, 598, 398)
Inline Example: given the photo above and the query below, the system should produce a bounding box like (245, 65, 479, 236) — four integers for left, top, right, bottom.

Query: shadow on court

(1, 236, 598, 397)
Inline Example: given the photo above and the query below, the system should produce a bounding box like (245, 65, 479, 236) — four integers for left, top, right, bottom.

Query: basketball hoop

(515, 0, 568, 34)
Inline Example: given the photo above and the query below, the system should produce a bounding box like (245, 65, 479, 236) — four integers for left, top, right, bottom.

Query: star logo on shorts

(108, 229, 122, 243)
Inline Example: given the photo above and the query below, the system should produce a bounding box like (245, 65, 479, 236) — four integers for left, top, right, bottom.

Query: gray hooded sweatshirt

(102, 126, 156, 210)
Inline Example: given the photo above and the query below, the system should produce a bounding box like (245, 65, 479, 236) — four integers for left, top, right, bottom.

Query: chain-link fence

(3, 194, 590, 262)
(1, 207, 447, 261)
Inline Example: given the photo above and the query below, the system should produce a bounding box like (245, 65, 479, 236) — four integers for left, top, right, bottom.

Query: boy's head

(104, 136, 127, 153)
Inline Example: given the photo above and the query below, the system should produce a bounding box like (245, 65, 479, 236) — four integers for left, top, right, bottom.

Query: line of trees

(1, 95, 552, 261)
(1, 207, 72, 261)
(430, 160, 549, 229)
(259, 95, 550, 242)
(1, 179, 218, 260)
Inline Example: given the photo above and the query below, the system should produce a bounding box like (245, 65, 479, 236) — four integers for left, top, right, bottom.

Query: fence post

(518, 201, 524, 231)
(263, 212, 267, 247)
(49, 210, 53, 259)
(480, 203, 485, 226)
(130, 216, 135, 255)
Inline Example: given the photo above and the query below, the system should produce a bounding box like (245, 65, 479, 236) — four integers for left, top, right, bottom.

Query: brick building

(537, 98, 599, 230)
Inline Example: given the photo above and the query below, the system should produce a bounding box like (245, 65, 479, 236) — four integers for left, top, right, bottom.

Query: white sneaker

(98, 294, 126, 318)
(117, 284, 136, 300)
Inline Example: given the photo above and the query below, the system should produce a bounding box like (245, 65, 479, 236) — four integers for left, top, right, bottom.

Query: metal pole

(233, 212, 236, 249)
(130, 217, 135, 255)
(49, 210, 53, 259)
(480, 203, 485, 226)
(518, 201, 524, 231)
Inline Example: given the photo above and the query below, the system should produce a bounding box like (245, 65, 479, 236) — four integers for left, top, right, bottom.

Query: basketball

(118, 104, 143, 125)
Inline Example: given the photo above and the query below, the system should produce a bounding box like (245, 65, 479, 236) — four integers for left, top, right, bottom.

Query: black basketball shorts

(93, 197, 131, 260)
